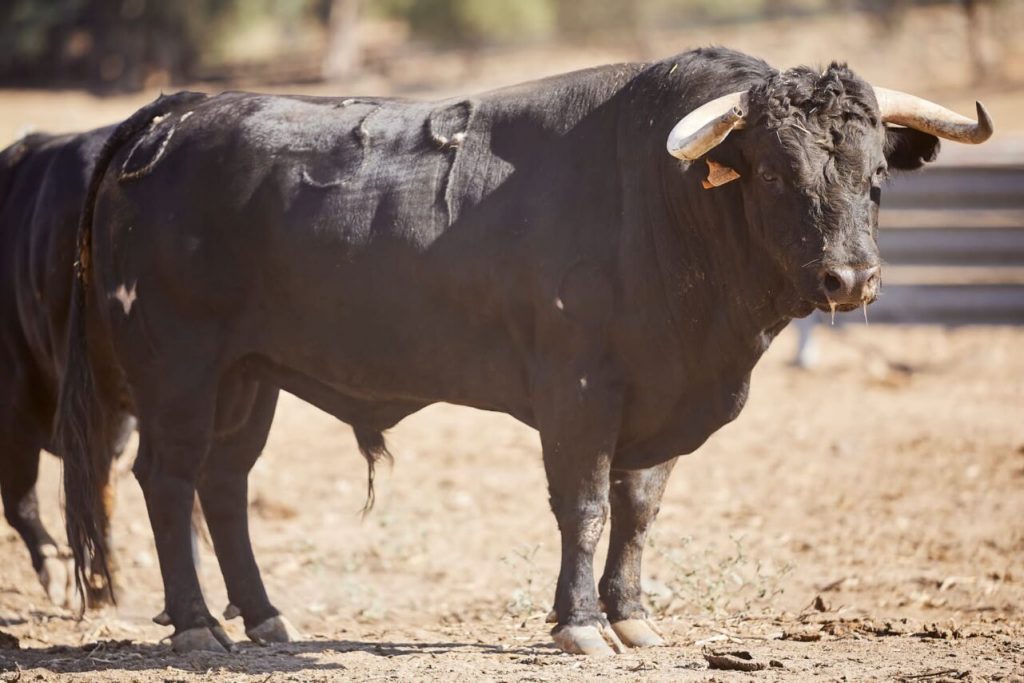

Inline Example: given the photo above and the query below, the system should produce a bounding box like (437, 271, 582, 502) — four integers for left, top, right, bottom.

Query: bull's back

(0, 129, 108, 397)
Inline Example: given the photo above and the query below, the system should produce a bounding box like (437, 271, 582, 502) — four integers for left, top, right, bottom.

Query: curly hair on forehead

(747, 62, 879, 134)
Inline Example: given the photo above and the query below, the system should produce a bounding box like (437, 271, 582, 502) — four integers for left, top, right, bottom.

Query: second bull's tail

(56, 91, 207, 607)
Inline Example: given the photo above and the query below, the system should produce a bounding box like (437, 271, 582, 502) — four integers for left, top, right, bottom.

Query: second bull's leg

(1, 434, 75, 607)
(79, 412, 136, 607)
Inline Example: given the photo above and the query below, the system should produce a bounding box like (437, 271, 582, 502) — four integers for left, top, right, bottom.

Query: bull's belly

(252, 304, 535, 423)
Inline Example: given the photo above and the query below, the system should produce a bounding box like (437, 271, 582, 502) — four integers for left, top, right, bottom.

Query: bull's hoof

(552, 624, 625, 656)
(246, 615, 303, 645)
(611, 619, 666, 648)
(170, 625, 234, 653)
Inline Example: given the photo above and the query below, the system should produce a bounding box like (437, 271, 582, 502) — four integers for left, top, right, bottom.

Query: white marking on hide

(432, 130, 467, 149)
(120, 121, 176, 181)
(180, 111, 194, 121)
(579, 375, 588, 390)
(112, 283, 138, 315)
(554, 297, 565, 311)
(301, 168, 345, 189)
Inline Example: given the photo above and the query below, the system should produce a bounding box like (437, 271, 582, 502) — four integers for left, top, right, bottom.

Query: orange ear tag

(701, 159, 741, 189)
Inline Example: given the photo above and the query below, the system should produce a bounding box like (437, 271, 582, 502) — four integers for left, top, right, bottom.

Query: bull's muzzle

(819, 264, 880, 306)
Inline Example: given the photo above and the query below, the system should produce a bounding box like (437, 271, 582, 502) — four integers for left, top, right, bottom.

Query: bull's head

(665, 64, 993, 315)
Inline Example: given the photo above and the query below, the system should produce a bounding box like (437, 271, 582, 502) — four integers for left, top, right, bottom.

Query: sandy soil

(1, 325, 1022, 681)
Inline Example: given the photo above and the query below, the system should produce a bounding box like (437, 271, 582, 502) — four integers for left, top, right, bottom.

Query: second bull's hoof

(552, 624, 625, 656)
(246, 615, 303, 645)
(86, 575, 116, 608)
(170, 625, 234, 653)
(611, 618, 666, 648)
(38, 552, 75, 609)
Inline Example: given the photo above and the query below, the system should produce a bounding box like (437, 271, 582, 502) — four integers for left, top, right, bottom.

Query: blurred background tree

(0, 0, 1009, 92)
(0, 0, 236, 91)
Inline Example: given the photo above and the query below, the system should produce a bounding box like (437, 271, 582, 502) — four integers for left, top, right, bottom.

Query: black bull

(0, 126, 134, 607)
(57, 47, 970, 654)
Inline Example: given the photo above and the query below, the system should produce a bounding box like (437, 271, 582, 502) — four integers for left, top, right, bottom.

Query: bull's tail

(353, 427, 392, 514)
(56, 91, 206, 608)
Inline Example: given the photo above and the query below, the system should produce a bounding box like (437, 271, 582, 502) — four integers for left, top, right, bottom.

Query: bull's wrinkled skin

(58, 47, 944, 654)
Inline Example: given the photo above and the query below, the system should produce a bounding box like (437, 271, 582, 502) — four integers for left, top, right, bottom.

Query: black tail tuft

(57, 297, 113, 611)
(56, 90, 207, 610)
(353, 427, 392, 514)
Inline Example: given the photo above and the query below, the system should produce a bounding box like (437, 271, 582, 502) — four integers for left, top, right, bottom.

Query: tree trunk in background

(322, 0, 360, 82)
(962, 0, 992, 83)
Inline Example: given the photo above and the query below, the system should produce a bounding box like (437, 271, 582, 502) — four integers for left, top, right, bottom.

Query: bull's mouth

(805, 293, 879, 320)
(811, 299, 864, 314)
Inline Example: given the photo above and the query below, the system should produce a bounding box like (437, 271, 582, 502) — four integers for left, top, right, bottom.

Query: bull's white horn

(666, 91, 748, 161)
(874, 87, 993, 144)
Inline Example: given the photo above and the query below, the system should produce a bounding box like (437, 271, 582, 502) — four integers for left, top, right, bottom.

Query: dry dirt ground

(1, 325, 1022, 682)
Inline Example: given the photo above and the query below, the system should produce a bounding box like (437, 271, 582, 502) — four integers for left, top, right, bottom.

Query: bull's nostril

(823, 273, 842, 293)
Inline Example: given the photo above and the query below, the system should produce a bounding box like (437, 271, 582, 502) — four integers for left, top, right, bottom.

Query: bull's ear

(884, 127, 940, 171)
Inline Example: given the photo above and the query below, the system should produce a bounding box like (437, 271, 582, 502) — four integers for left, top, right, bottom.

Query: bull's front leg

(536, 371, 625, 656)
(599, 460, 675, 648)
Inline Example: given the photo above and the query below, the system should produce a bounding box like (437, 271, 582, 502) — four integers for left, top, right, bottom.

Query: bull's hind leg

(598, 460, 675, 648)
(0, 434, 74, 607)
(84, 413, 134, 606)
(196, 382, 299, 644)
(133, 380, 231, 653)
(536, 374, 625, 656)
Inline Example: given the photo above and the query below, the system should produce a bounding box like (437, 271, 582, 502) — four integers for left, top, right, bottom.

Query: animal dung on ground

(704, 649, 768, 671)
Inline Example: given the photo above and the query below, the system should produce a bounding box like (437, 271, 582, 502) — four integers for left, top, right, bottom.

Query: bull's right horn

(666, 91, 748, 161)
(874, 87, 994, 144)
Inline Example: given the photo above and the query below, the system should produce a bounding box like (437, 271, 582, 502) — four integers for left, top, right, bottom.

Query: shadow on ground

(0, 637, 558, 676)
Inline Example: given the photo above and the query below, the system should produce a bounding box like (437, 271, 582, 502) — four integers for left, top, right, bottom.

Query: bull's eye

(760, 170, 778, 183)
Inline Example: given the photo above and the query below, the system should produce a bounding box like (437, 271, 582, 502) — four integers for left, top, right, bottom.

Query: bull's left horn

(874, 87, 994, 144)
(666, 91, 748, 161)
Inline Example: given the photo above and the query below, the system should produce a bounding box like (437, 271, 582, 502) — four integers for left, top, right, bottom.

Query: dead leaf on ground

(781, 627, 822, 642)
(913, 623, 963, 640)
